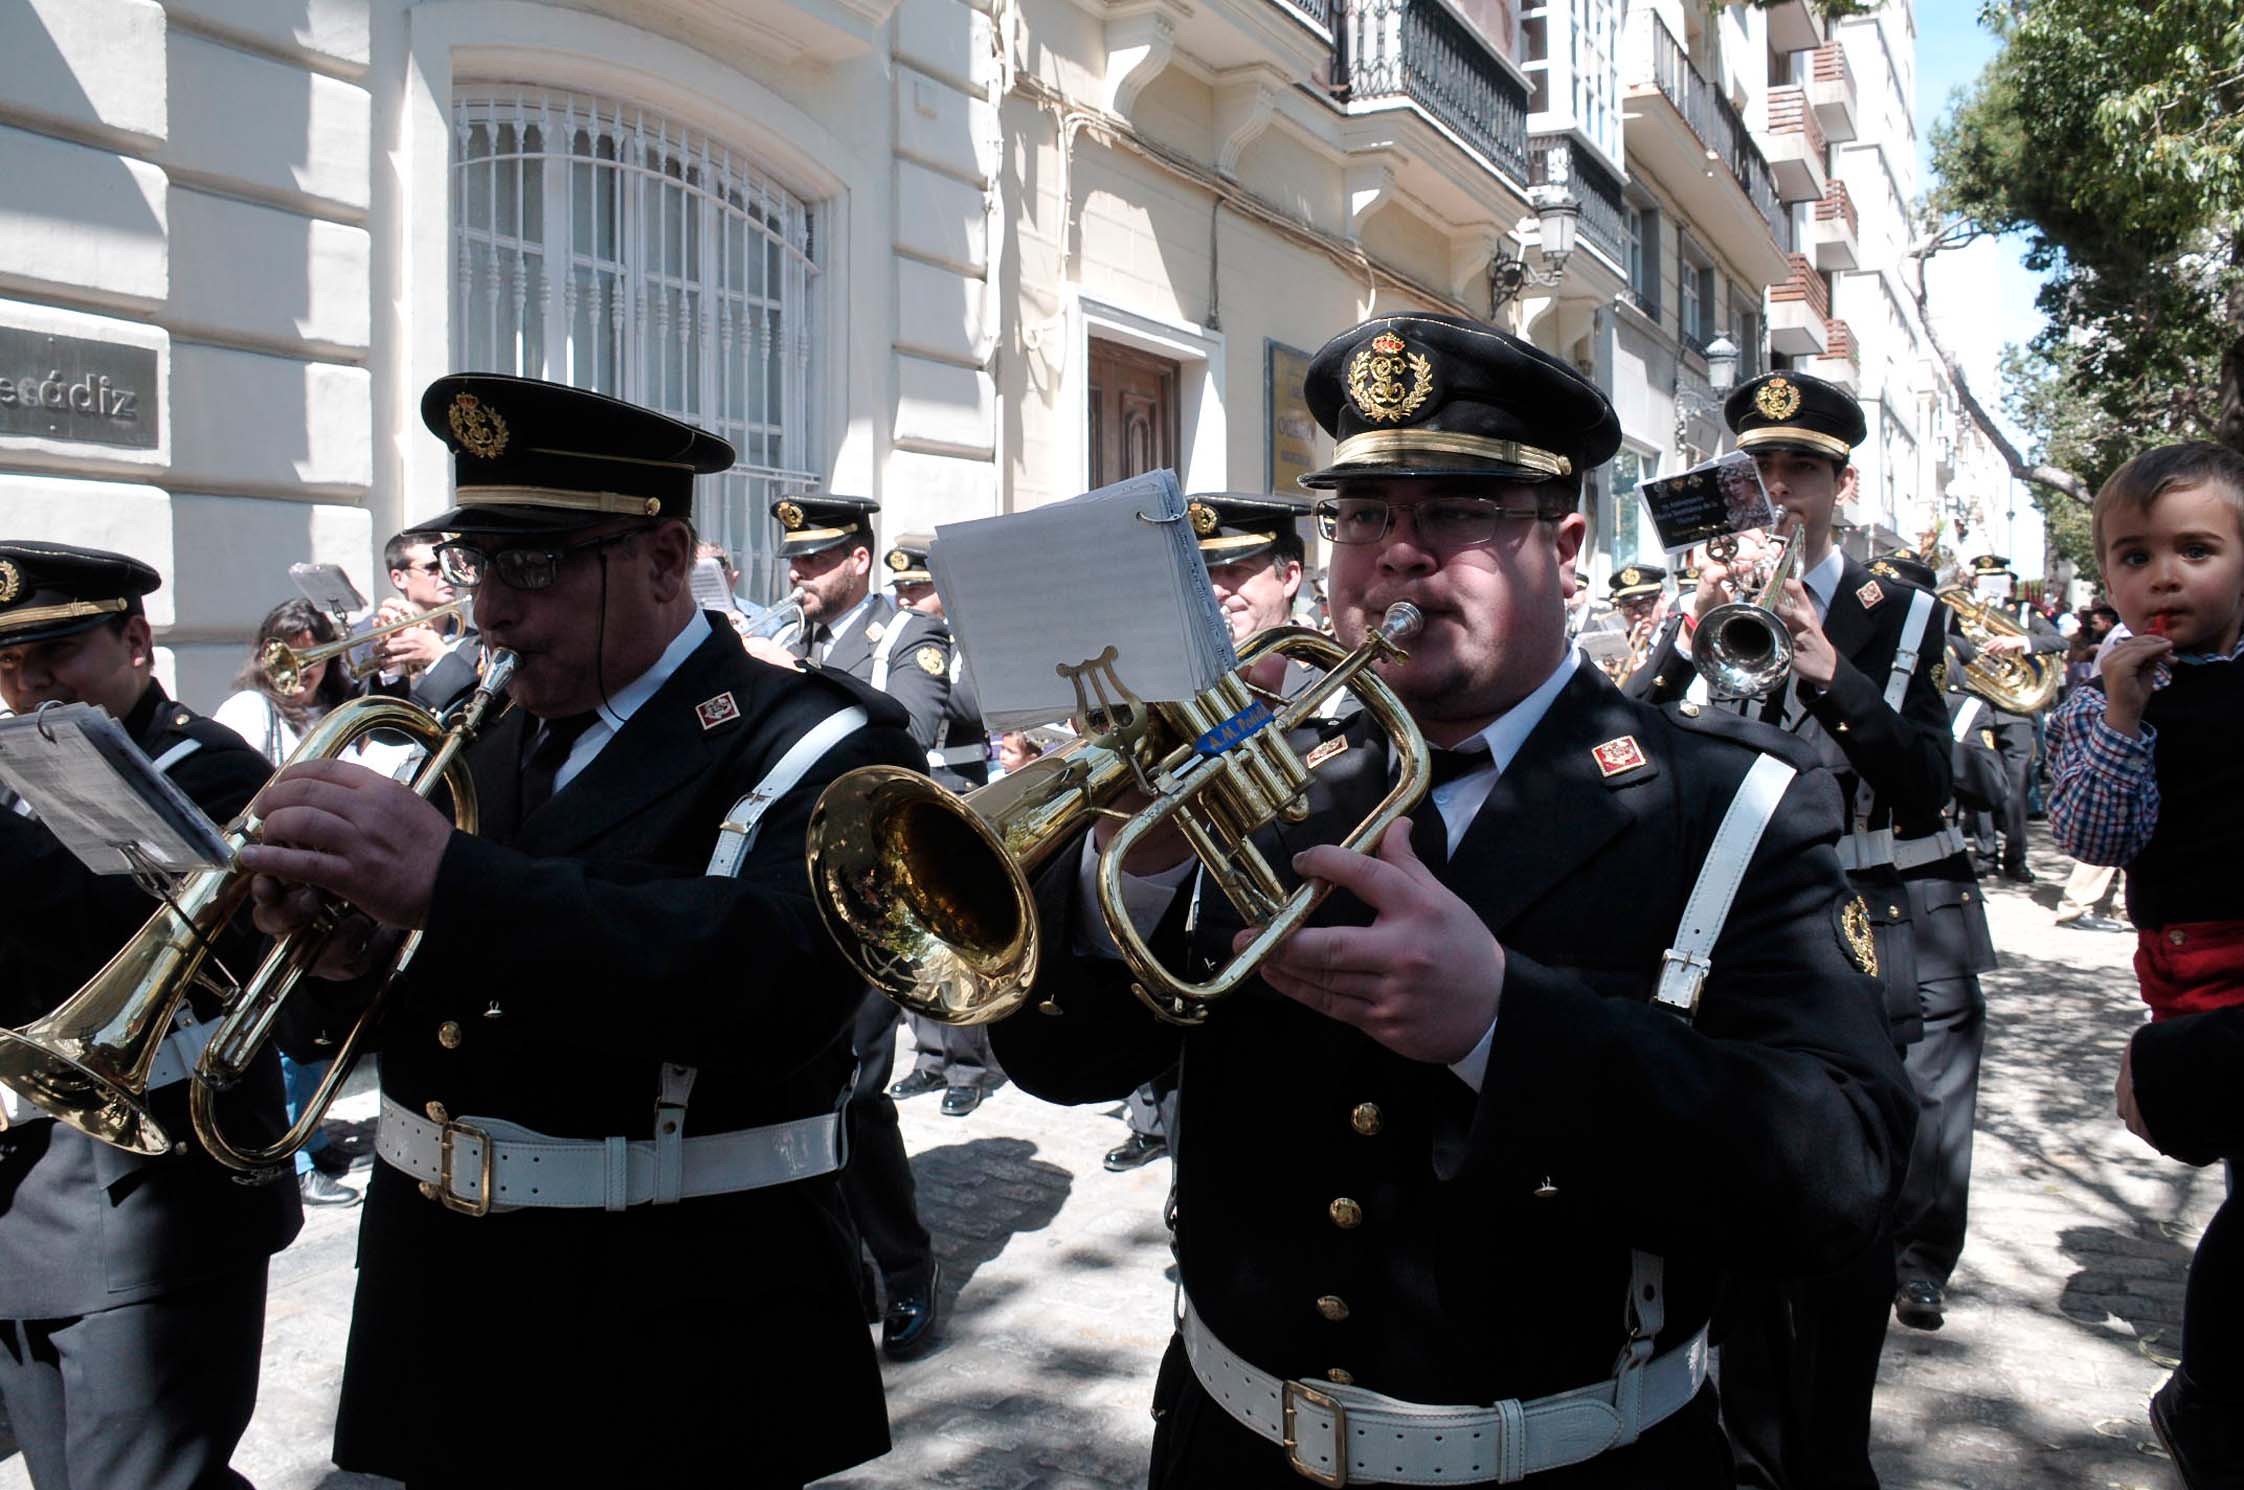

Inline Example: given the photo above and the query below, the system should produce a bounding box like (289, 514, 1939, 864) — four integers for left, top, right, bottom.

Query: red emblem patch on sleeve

(1591, 735, 1646, 777)
(1856, 579, 1884, 610)
(696, 692, 740, 731)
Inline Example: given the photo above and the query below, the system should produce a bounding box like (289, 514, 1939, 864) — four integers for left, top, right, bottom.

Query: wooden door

(1088, 339, 1179, 487)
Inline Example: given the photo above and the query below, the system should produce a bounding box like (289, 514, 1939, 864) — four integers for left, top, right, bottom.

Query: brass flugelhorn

(1692, 521, 1802, 700)
(261, 597, 474, 693)
(806, 604, 1427, 1029)
(1937, 586, 2058, 714)
(0, 654, 517, 1170)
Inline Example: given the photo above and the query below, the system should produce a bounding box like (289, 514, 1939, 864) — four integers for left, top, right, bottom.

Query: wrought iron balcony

(1530, 135, 1625, 267)
(1640, 14, 1787, 247)
(1276, 0, 1336, 33)
(1338, 0, 1530, 184)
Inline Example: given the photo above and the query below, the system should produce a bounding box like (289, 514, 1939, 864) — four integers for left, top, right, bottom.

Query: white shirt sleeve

(1072, 830, 1195, 960)
(1446, 1015, 1498, 1092)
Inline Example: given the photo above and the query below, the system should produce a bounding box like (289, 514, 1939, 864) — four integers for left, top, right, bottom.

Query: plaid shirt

(2048, 636, 2244, 866)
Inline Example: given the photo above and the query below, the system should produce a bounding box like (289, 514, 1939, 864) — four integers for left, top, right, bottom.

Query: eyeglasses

(1313, 496, 1549, 550)
(435, 532, 636, 592)
(401, 560, 444, 576)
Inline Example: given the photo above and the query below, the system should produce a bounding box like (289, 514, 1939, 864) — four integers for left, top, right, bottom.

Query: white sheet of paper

(690, 558, 742, 613)
(930, 470, 1239, 731)
(0, 705, 233, 874)
(289, 562, 367, 619)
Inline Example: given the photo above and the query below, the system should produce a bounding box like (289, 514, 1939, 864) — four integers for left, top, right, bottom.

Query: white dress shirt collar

(554, 609, 715, 795)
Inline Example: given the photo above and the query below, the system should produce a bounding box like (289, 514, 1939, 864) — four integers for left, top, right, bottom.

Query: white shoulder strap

(1951, 697, 1983, 742)
(705, 704, 870, 878)
(150, 738, 203, 775)
(868, 612, 913, 692)
(1652, 752, 1797, 1020)
(1883, 589, 1936, 711)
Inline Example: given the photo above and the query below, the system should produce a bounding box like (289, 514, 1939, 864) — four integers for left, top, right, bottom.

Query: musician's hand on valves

(1248, 820, 1504, 1065)
(1775, 576, 1838, 687)
(1982, 633, 2029, 656)
(379, 622, 445, 672)
(246, 878, 396, 981)
(741, 635, 802, 672)
(237, 758, 453, 930)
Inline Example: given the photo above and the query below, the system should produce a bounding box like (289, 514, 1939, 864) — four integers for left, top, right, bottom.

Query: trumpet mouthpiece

(1380, 602, 1424, 643)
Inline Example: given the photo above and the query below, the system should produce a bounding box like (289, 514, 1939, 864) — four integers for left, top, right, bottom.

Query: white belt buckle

(436, 1112, 495, 1218)
(1282, 1379, 1349, 1487)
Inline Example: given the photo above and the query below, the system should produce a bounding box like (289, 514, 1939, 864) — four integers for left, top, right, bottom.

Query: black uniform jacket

(1631, 557, 1992, 1021)
(0, 682, 301, 1319)
(331, 618, 921, 1484)
(937, 649, 990, 791)
(991, 667, 1915, 1480)
(812, 592, 953, 750)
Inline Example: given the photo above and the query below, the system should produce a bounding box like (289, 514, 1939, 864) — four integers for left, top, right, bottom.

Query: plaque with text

(0, 329, 159, 450)
(1266, 341, 1319, 496)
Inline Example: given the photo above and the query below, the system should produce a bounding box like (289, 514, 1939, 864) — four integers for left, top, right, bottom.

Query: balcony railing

(1823, 317, 1858, 365)
(1642, 14, 1787, 247)
(1766, 85, 1829, 160)
(1772, 253, 1830, 319)
(1340, 0, 1530, 184)
(1811, 41, 1852, 88)
(1816, 179, 1858, 237)
(1277, 0, 1336, 33)
(1530, 134, 1625, 265)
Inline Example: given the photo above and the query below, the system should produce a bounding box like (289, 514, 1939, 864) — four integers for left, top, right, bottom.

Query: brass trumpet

(1692, 522, 1801, 700)
(261, 598, 473, 694)
(806, 604, 1427, 1029)
(0, 654, 517, 1170)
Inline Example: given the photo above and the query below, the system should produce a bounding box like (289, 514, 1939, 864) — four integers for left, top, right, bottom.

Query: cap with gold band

(1299, 312, 1619, 491)
(1184, 493, 1309, 566)
(1871, 547, 1937, 590)
(1608, 562, 1666, 602)
(405, 373, 736, 537)
(884, 531, 934, 586)
(774, 494, 879, 559)
(0, 542, 160, 648)
(1968, 553, 2012, 577)
(1724, 371, 1865, 463)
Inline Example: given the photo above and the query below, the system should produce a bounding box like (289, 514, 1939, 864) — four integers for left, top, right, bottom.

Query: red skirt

(2135, 919, 2244, 1021)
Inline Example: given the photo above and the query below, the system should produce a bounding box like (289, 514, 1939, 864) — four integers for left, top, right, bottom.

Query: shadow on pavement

(1870, 1379, 2175, 1488)
(910, 1135, 1077, 1322)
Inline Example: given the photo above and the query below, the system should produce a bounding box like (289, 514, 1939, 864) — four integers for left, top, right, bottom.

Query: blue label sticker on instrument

(1193, 700, 1277, 756)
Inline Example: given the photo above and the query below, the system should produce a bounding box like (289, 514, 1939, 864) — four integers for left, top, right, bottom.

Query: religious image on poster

(1636, 449, 1778, 554)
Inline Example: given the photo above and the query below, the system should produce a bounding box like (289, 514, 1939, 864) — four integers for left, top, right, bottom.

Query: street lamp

(1672, 334, 1743, 451)
(1490, 186, 1583, 310)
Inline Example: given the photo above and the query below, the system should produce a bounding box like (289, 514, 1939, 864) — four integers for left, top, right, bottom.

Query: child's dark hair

(2092, 442, 2244, 558)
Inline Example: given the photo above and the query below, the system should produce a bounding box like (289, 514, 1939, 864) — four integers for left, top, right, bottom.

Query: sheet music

(929, 470, 1240, 731)
(0, 705, 233, 874)
(690, 558, 743, 613)
(289, 562, 368, 619)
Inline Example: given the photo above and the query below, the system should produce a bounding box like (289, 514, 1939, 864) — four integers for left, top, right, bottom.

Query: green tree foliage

(1929, 0, 2243, 537)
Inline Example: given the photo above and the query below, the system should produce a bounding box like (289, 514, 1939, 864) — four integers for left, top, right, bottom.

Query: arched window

(451, 92, 820, 594)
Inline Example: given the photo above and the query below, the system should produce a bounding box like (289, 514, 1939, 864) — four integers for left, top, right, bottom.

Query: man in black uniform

(238, 375, 920, 1485)
(1627, 373, 1989, 1485)
(364, 529, 481, 714)
(746, 493, 950, 1352)
(992, 315, 1914, 1488)
(0, 543, 301, 1490)
(1958, 554, 2062, 883)
(878, 532, 1007, 1120)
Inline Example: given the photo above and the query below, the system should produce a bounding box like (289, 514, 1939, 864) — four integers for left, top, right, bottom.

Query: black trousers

(2183, 1186, 2240, 1394)
(1719, 1229, 1896, 1490)
(0, 1262, 267, 1490)
(1985, 720, 2035, 873)
(906, 1013, 998, 1089)
(1896, 975, 1986, 1289)
(839, 991, 935, 1295)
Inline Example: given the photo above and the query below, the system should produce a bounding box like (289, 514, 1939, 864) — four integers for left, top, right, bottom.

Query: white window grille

(451, 92, 821, 599)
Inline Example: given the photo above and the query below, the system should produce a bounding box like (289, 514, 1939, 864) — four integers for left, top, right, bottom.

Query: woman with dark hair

(212, 599, 363, 1207)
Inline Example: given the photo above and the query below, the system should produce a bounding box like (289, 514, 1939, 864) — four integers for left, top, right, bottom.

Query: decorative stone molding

(1104, 7, 1180, 116)
(1343, 161, 1396, 242)
(1211, 68, 1284, 180)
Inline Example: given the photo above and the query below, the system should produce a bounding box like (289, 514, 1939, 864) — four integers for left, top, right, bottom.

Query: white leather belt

(1181, 1296, 1708, 1486)
(1838, 823, 1965, 873)
(927, 743, 984, 768)
(1, 1017, 215, 1129)
(375, 1095, 842, 1217)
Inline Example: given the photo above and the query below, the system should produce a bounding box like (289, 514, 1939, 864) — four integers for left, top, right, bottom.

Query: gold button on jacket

(1328, 1197, 1363, 1230)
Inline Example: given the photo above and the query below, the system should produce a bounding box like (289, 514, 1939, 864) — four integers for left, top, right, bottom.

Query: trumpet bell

(806, 765, 1040, 1025)
(1695, 599, 1796, 700)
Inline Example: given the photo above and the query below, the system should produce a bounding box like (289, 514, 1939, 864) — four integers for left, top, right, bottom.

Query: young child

(2047, 440, 2244, 1487)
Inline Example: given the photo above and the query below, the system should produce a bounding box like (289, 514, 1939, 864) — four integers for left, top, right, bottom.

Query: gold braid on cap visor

(453, 486, 664, 517)
(0, 597, 129, 633)
(1734, 425, 1853, 460)
(1331, 430, 1572, 478)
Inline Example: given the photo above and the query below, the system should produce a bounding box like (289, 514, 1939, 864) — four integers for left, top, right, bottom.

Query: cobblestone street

(0, 828, 2220, 1489)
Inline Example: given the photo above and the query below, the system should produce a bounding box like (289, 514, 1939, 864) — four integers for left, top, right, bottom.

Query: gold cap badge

(776, 501, 806, 531)
(1753, 377, 1802, 422)
(1189, 502, 1219, 536)
(886, 549, 912, 572)
(447, 393, 509, 460)
(1621, 567, 1641, 586)
(0, 559, 19, 605)
(1346, 332, 1434, 425)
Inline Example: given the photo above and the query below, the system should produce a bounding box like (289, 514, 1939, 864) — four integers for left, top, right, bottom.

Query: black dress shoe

(1104, 1133, 1168, 1172)
(882, 1263, 942, 1360)
(887, 1069, 945, 1100)
(940, 1084, 984, 1117)
(2150, 1367, 2244, 1489)
(309, 1144, 354, 1178)
(2002, 866, 2037, 884)
(1893, 1279, 1945, 1331)
(299, 1170, 361, 1208)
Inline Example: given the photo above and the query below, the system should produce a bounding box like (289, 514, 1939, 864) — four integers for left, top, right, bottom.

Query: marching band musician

(362, 529, 482, 715)
(0, 543, 301, 1490)
(237, 375, 921, 1485)
(1591, 562, 1667, 684)
(1626, 371, 1986, 1487)
(990, 314, 1913, 1488)
(1958, 554, 2063, 884)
